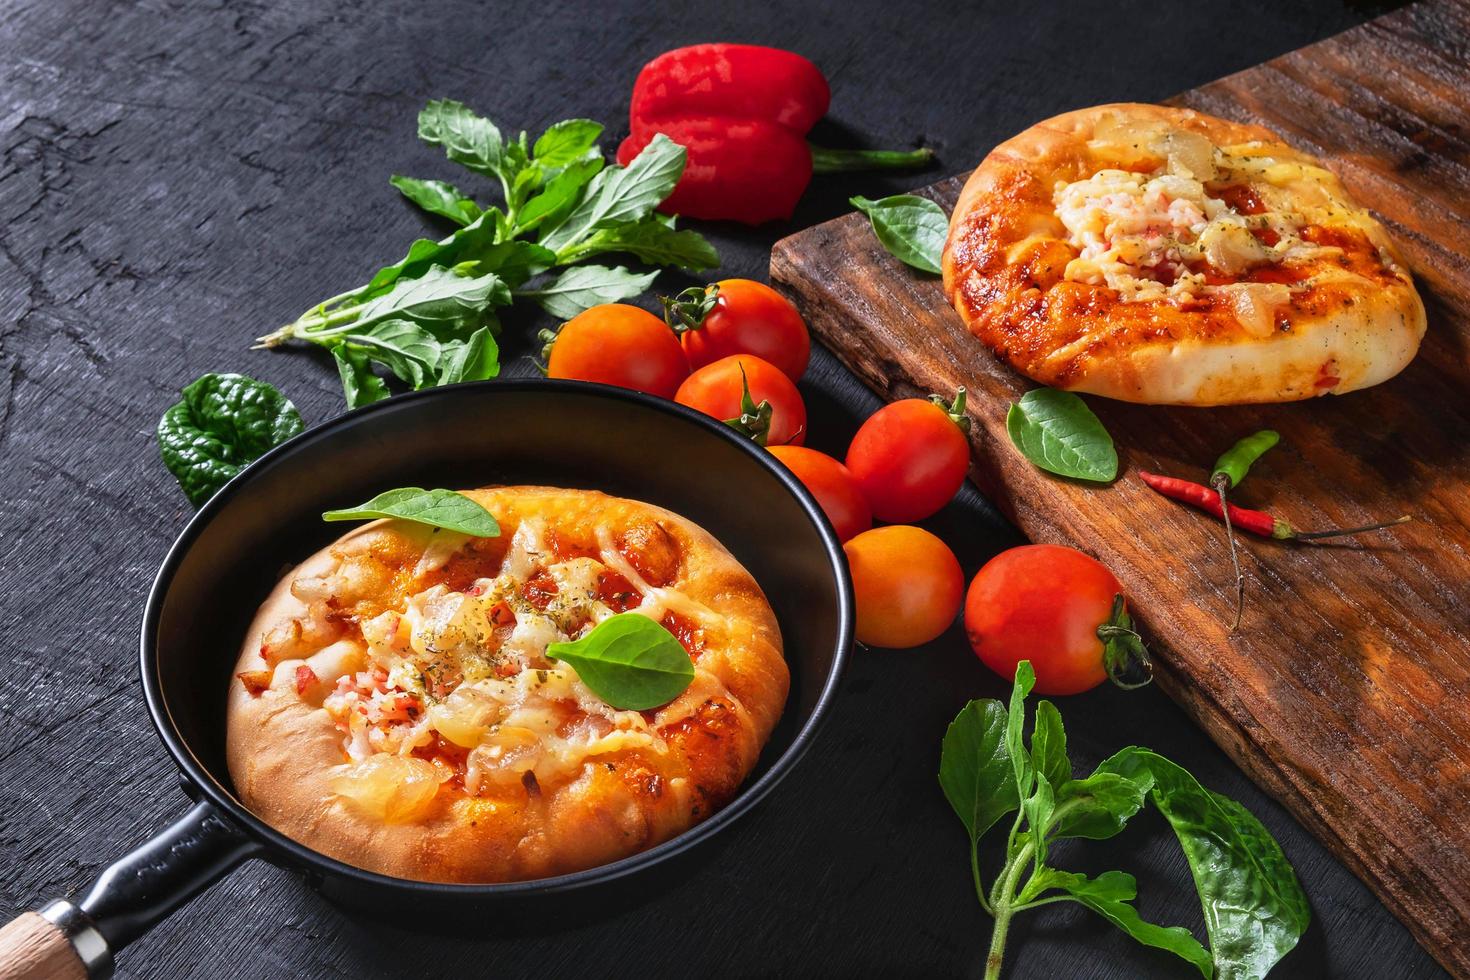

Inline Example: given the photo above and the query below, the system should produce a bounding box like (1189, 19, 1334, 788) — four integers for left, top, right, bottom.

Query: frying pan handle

(0, 800, 262, 979)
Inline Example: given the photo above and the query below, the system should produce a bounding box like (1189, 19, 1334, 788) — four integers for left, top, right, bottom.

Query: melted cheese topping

(317, 518, 740, 813)
(1052, 122, 1373, 333)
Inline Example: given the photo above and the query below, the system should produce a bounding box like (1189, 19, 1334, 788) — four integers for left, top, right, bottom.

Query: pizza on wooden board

(943, 102, 1426, 405)
(226, 486, 788, 883)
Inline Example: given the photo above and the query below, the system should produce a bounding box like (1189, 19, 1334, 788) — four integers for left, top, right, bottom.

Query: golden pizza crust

(942, 102, 1426, 405)
(226, 486, 787, 883)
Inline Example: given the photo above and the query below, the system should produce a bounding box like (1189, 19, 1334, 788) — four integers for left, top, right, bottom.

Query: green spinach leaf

(545, 612, 696, 710)
(1006, 388, 1118, 482)
(850, 194, 949, 274)
(390, 175, 481, 226)
(1099, 748, 1311, 980)
(323, 487, 500, 536)
(157, 373, 304, 506)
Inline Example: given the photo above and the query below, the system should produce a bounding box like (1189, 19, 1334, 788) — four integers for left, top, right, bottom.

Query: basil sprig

(256, 101, 718, 409)
(322, 487, 500, 537)
(851, 193, 949, 274)
(157, 373, 304, 506)
(940, 662, 1309, 979)
(546, 612, 695, 710)
(1005, 388, 1118, 482)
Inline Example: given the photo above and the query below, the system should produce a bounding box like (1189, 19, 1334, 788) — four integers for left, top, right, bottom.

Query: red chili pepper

(295, 664, 319, 696)
(1138, 471, 1410, 542)
(617, 44, 932, 224)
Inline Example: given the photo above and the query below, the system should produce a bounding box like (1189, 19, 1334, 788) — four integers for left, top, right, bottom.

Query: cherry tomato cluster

(544, 280, 1142, 695)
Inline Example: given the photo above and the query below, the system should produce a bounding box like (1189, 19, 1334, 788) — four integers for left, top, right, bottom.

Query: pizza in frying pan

(226, 486, 787, 883)
(943, 103, 1425, 405)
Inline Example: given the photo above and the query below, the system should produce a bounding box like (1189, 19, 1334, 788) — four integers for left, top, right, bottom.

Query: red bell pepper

(617, 44, 932, 225)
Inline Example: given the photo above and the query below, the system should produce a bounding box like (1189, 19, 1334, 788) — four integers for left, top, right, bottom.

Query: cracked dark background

(0, 0, 1448, 978)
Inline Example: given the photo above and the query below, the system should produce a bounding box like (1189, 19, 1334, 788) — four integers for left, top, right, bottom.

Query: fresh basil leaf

(545, 612, 696, 710)
(1049, 771, 1150, 842)
(1024, 868, 1213, 977)
(1098, 748, 1310, 980)
(1030, 699, 1070, 792)
(436, 327, 500, 385)
(345, 319, 443, 389)
(1006, 388, 1118, 483)
(357, 211, 499, 298)
(331, 345, 391, 409)
(1005, 661, 1037, 800)
(540, 134, 686, 254)
(323, 487, 500, 536)
(465, 240, 555, 290)
(533, 119, 604, 168)
(850, 194, 948, 274)
(1023, 773, 1056, 868)
(418, 99, 503, 180)
(562, 215, 719, 272)
(353, 265, 509, 331)
(939, 698, 1018, 843)
(157, 373, 304, 506)
(519, 264, 659, 320)
(519, 157, 603, 235)
(389, 175, 481, 226)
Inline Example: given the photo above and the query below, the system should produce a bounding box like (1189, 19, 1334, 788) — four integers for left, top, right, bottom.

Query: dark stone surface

(0, 0, 1445, 977)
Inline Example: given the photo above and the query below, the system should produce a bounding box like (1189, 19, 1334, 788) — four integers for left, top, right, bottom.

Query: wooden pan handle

(0, 912, 88, 980)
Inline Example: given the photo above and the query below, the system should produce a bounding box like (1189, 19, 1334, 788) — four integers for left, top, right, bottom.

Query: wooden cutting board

(771, 1, 1470, 974)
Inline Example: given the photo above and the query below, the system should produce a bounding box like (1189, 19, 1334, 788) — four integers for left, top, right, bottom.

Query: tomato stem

(661, 283, 719, 335)
(930, 387, 971, 432)
(1098, 595, 1153, 690)
(722, 363, 774, 445)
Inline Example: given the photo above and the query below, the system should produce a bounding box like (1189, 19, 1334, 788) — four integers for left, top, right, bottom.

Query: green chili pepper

(1207, 429, 1280, 633)
(1211, 429, 1280, 491)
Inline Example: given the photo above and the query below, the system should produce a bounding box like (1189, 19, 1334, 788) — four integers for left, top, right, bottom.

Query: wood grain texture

(772, 1, 1470, 975)
(0, 0, 1447, 977)
(0, 914, 86, 980)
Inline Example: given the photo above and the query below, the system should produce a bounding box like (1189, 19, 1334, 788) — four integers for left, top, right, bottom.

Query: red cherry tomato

(675, 354, 806, 446)
(546, 304, 689, 399)
(846, 391, 970, 523)
(844, 526, 964, 648)
(670, 279, 811, 381)
(770, 446, 871, 542)
(964, 544, 1124, 695)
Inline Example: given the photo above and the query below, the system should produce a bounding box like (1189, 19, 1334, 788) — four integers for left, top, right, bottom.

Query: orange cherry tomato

(770, 446, 871, 543)
(964, 544, 1122, 695)
(671, 279, 811, 381)
(546, 304, 689, 399)
(846, 391, 970, 523)
(675, 354, 806, 446)
(844, 526, 964, 648)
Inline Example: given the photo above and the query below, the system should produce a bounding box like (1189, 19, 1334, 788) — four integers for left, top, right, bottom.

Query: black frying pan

(0, 380, 852, 979)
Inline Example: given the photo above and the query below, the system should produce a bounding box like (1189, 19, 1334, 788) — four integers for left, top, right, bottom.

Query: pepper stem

(1287, 514, 1412, 542)
(1097, 595, 1153, 689)
(809, 144, 934, 174)
(1212, 474, 1247, 634)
